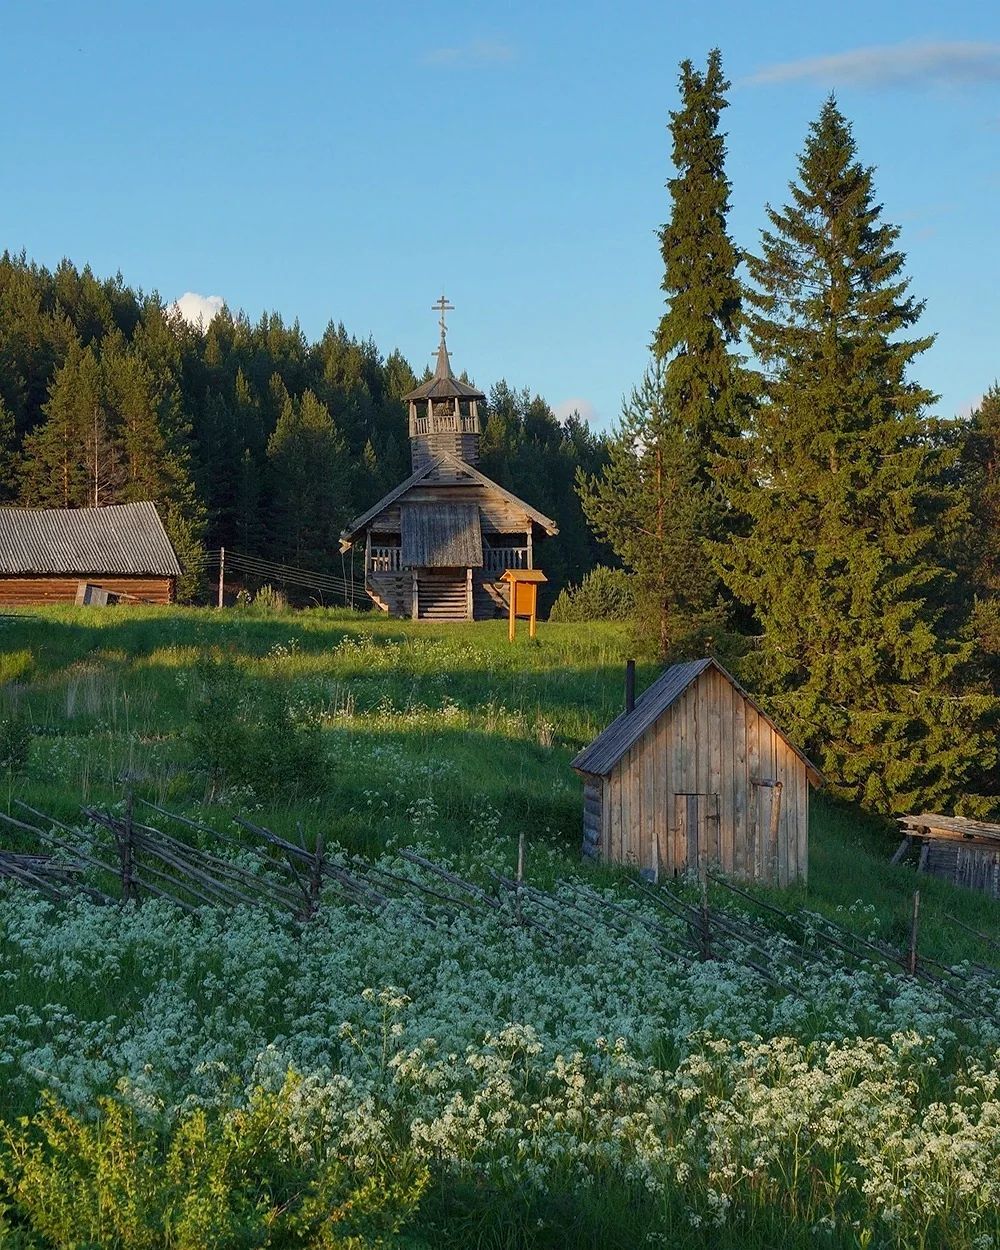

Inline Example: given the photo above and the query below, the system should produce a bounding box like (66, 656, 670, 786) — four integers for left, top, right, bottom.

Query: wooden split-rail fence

(0, 801, 997, 1026)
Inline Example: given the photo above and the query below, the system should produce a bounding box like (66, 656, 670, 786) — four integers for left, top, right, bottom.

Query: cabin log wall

(0, 576, 175, 606)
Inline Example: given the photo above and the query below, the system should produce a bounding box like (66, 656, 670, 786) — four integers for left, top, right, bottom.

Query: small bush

(0, 1077, 428, 1249)
(186, 655, 327, 802)
(0, 714, 32, 778)
(549, 565, 636, 622)
(253, 584, 288, 613)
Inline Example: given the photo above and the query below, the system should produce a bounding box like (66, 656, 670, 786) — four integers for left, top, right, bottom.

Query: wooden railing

(411, 412, 480, 437)
(484, 547, 529, 572)
(369, 546, 402, 573)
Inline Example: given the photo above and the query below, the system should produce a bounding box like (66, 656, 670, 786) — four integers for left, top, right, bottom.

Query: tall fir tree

(963, 385, 1000, 677)
(715, 98, 995, 814)
(267, 389, 349, 567)
(20, 340, 102, 507)
(654, 48, 743, 475)
(578, 362, 722, 658)
(0, 397, 18, 500)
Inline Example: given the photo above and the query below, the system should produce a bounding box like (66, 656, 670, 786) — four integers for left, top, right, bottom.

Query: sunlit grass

(0, 603, 995, 968)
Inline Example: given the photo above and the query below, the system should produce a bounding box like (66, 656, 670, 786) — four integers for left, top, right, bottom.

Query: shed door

(751, 780, 783, 883)
(674, 793, 720, 875)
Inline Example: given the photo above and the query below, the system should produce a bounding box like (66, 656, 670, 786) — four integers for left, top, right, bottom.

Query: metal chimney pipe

(625, 659, 636, 714)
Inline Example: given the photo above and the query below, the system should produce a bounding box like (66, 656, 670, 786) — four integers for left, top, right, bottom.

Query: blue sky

(1, 1, 997, 428)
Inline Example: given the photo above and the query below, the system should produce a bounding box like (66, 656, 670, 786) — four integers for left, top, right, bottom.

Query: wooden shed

(0, 501, 181, 606)
(896, 814, 1000, 900)
(572, 658, 822, 886)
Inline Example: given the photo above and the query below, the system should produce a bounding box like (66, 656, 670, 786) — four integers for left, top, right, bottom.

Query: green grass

(0, 603, 996, 966)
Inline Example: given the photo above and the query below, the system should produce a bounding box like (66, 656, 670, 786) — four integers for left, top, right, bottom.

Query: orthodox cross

(432, 294, 454, 340)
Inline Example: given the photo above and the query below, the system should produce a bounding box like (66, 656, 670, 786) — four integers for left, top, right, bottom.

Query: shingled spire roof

(403, 297, 486, 402)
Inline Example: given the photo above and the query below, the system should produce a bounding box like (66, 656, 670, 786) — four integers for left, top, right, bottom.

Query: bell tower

(403, 297, 485, 470)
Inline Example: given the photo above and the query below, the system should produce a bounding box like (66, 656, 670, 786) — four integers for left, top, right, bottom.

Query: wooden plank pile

(895, 813, 1000, 900)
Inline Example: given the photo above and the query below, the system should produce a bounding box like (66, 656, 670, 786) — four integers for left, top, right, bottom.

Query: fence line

(0, 800, 997, 1025)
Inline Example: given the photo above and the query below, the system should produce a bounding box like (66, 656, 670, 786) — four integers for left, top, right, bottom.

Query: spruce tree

(963, 386, 1000, 675)
(0, 398, 18, 500)
(654, 48, 743, 473)
(267, 390, 349, 566)
(578, 361, 722, 658)
(20, 340, 102, 507)
(716, 98, 995, 813)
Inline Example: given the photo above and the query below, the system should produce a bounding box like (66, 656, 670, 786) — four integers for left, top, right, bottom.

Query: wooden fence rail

(0, 800, 997, 1026)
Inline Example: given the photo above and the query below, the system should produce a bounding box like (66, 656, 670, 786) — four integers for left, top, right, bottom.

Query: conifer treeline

(0, 254, 611, 599)
(581, 52, 999, 815)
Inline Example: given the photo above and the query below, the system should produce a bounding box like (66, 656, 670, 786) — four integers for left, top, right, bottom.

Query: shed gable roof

(0, 501, 181, 577)
(571, 657, 822, 784)
(340, 452, 558, 547)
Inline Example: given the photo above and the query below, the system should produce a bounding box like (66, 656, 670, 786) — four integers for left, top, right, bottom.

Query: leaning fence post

(515, 831, 526, 924)
(908, 888, 921, 976)
(118, 786, 136, 905)
(307, 828, 325, 920)
(699, 875, 712, 961)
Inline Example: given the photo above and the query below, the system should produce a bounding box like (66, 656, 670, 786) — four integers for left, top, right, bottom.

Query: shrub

(186, 655, 327, 802)
(0, 1076, 428, 1249)
(0, 714, 32, 779)
(549, 565, 636, 622)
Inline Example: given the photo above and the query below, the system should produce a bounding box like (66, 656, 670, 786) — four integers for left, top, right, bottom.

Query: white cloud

(957, 394, 985, 419)
(747, 40, 1000, 89)
(171, 292, 225, 330)
(422, 40, 514, 67)
(554, 397, 598, 424)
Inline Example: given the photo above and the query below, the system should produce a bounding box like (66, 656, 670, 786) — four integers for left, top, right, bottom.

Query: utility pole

(217, 546, 225, 608)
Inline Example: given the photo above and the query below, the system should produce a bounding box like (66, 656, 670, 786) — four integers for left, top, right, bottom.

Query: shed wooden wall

(589, 665, 809, 885)
(0, 576, 175, 606)
(926, 840, 1000, 899)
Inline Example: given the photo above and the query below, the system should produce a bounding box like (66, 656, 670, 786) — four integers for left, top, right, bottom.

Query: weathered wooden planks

(575, 660, 815, 888)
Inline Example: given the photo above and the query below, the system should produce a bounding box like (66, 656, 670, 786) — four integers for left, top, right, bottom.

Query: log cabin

(340, 299, 558, 620)
(572, 658, 822, 886)
(0, 501, 181, 606)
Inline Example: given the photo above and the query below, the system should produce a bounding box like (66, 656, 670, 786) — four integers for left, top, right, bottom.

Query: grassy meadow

(0, 603, 995, 960)
(0, 604, 998, 1249)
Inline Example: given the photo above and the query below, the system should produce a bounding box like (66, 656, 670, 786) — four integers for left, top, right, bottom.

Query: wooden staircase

(416, 571, 468, 620)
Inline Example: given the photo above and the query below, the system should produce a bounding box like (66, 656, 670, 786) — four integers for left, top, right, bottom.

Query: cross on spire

(431, 295, 455, 379)
(432, 294, 454, 340)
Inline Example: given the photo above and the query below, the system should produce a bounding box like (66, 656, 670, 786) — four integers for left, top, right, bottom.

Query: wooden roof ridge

(0, 500, 181, 577)
(340, 452, 559, 548)
(571, 657, 823, 784)
(900, 813, 1000, 844)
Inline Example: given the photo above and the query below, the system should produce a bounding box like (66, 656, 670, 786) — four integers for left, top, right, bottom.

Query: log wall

(0, 576, 175, 606)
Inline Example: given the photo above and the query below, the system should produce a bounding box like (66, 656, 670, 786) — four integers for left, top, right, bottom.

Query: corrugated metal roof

(401, 502, 483, 567)
(571, 657, 823, 783)
(0, 501, 181, 576)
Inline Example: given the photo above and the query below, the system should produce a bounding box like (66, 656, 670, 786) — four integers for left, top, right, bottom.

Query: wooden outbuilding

(0, 501, 181, 606)
(340, 299, 558, 620)
(572, 658, 822, 885)
(896, 813, 1000, 900)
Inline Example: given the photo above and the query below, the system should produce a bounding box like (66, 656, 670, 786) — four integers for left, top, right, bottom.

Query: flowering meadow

(0, 606, 998, 1247)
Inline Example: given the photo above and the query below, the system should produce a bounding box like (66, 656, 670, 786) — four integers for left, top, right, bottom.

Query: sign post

(499, 568, 547, 641)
